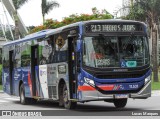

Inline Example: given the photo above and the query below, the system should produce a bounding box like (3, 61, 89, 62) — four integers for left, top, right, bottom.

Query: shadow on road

(12, 100, 143, 112)
(75, 104, 142, 112)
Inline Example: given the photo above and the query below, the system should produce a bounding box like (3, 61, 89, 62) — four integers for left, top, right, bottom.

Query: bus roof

(3, 29, 52, 47)
(3, 22, 81, 47)
(3, 19, 146, 47)
(82, 19, 145, 24)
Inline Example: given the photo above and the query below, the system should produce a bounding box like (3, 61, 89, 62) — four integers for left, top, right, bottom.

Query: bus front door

(31, 45, 39, 96)
(68, 37, 77, 99)
(9, 50, 13, 95)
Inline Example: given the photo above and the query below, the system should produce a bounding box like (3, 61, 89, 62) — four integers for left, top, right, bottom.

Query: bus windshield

(83, 36, 149, 68)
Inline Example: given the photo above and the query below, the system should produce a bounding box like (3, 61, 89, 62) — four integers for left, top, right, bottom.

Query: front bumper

(78, 81, 151, 101)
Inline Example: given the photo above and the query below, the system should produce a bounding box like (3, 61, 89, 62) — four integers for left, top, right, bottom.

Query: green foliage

(41, 0, 59, 24)
(0, 85, 2, 90)
(42, 0, 59, 15)
(152, 81, 160, 90)
(0, 65, 2, 85)
(152, 71, 160, 90)
(0, 30, 15, 40)
(122, 0, 160, 24)
(31, 7, 113, 33)
(122, 0, 160, 82)
(12, 0, 29, 9)
(27, 26, 36, 32)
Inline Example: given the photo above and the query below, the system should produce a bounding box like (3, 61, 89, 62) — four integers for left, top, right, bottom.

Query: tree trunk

(152, 23, 159, 82)
(42, 14, 45, 25)
(14, 11, 20, 40)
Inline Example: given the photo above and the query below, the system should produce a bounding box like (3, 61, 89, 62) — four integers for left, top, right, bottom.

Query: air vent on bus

(48, 86, 57, 99)
(95, 73, 144, 79)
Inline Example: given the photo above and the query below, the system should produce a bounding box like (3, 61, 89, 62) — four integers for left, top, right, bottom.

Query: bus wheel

(20, 84, 30, 105)
(113, 99, 127, 108)
(63, 84, 77, 109)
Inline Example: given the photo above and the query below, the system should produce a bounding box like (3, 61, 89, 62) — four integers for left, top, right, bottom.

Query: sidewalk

(0, 90, 3, 93)
(152, 90, 160, 96)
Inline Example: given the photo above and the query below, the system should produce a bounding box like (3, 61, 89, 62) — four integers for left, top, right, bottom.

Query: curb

(0, 90, 3, 93)
(152, 90, 160, 96)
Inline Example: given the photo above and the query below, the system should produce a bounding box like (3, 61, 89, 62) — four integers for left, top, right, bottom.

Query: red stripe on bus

(28, 71, 32, 96)
(98, 85, 114, 90)
(78, 85, 114, 91)
(78, 86, 95, 91)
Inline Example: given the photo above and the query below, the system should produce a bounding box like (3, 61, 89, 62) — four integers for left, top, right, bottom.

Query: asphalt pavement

(0, 90, 159, 118)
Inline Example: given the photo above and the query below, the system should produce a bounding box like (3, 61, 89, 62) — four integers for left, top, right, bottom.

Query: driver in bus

(91, 38, 105, 59)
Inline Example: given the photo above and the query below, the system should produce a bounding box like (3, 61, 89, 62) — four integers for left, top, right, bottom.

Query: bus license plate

(115, 94, 128, 99)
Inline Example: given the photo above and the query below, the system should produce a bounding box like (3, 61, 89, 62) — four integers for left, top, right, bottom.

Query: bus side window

(39, 36, 55, 65)
(48, 36, 56, 63)
(21, 44, 31, 67)
(3, 48, 9, 69)
(39, 40, 46, 65)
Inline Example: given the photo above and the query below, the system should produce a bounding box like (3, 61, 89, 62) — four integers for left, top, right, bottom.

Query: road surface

(0, 91, 159, 117)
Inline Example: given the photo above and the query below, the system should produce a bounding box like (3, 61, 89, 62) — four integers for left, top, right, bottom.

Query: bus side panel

(35, 66, 41, 98)
(38, 65, 48, 98)
(2, 46, 10, 95)
(22, 67, 32, 98)
(13, 67, 22, 96)
(2, 68, 10, 94)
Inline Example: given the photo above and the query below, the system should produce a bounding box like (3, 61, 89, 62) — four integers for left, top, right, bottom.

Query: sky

(0, 0, 123, 26)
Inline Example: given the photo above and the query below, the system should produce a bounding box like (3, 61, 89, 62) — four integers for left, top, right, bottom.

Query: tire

(113, 98, 127, 108)
(63, 84, 77, 109)
(59, 83, 64, 107)
(20, 84, 30, 105)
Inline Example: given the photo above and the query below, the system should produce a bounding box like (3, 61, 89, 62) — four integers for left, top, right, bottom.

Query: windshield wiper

(123, 32, 135, 50)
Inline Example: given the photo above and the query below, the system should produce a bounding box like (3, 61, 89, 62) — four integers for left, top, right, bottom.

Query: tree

(30, 8, 113, 33)
(41, 0, 59, 25)
(0, 30, 15, 40)
(0, 65, 2, 84)
(12, 0, 30, 40)
(123, 0, 160, 82)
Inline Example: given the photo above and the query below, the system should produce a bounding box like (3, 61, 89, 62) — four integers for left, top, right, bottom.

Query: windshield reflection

(83, 36, 149, 68)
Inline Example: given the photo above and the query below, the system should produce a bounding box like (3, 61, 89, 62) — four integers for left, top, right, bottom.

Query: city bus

(2, 20, 151, 109)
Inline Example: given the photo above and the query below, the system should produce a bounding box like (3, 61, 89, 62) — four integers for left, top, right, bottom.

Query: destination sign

(85, 24, 143, 32)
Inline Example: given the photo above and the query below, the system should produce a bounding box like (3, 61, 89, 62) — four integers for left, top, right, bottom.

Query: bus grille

(95, 73, 144, 79)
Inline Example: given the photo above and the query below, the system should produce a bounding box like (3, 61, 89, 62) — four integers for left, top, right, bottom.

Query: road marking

(0, 100, 9, 103)
(4, 98, 20, 101)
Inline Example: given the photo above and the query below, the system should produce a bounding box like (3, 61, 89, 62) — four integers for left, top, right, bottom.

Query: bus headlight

(145, 75, 151, 84)
(84, 77, 95, 87)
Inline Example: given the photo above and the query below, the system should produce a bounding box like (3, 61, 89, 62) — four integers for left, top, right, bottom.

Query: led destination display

(85, 23, 143, 32)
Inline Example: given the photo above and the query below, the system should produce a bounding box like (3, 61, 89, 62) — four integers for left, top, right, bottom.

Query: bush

(30, 7, 113, 33)
(0, 64, 2, 85)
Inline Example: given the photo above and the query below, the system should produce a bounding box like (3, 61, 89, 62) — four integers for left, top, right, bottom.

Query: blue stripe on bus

(79, 22, 83, 35)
